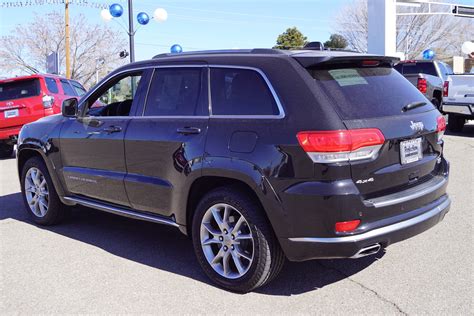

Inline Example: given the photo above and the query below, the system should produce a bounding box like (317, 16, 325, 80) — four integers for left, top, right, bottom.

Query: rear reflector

(335, 220, 361, 233)
(417, 78, 427, 94)
(297, 129, 385, 163)
(443, 81, 449, 97)
(437, 115, 446, 142)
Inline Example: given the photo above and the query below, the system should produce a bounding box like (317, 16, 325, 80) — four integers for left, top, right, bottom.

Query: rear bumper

(280, 195, 450, 261)
(0, 125, 22, 142)
(442, 103, 474, 117)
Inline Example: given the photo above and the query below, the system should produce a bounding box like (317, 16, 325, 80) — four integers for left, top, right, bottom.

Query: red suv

(0, 74, 86, 158)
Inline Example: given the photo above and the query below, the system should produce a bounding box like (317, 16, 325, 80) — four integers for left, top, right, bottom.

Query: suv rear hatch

(298, 56, 447, 221)
(0, 78, 45, 132)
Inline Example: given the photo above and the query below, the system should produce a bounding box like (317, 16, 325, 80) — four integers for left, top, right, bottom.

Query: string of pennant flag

(0, 0, 107, 9)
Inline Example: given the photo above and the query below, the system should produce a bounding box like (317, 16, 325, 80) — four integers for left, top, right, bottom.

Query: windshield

(0, 79, 40, 102)
(307, 65, 434, 120)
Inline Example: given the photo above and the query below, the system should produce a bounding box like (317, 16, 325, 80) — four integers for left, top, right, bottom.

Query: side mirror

(62, 98, 78, 118)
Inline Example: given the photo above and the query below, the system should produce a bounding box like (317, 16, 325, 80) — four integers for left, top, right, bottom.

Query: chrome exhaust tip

(350, 243, 381, 259)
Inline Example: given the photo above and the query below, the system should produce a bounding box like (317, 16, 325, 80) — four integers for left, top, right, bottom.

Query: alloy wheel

(24, 167, 49, 217)
(200, 203, 254, 279)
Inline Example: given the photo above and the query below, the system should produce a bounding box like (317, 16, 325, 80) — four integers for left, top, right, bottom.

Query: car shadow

(0, 191, 382, 296)
(445, 122, 474, 138)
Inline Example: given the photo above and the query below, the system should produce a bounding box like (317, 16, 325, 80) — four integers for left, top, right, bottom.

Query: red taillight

(436, 115, 446, 142)
(297, 129, 385, 163)
(335, 220, 361, 233)
(443, 81, 449, 97)
(417, 78, 427, 94)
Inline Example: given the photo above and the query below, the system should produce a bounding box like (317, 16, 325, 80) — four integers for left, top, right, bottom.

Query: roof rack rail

(152, 48, 285, 59)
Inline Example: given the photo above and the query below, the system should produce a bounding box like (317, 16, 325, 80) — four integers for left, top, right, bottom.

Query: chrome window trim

(80, 63, 286, 120)
(208, 64, 286, 119)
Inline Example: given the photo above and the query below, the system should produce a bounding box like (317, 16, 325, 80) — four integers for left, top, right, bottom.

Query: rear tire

(20, 156, 67, 225)
(192, 187, 285, 293)
(447, 114, 465, 133)
(0, 142, 13, 159)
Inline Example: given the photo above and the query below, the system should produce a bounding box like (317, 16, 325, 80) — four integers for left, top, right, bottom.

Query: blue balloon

(109, 3, 123, 18)
(137, 12, 150, 25)
(170, 44, 183, 54)
(422, 49, 435, 60)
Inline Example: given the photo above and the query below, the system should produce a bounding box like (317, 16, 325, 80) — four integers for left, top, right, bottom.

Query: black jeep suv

(17, 49, 450, 292)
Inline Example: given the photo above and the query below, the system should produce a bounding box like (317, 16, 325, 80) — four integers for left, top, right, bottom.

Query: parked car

(17, 49, 450, 292)
(442, 74, 474, 132)
(394, 60, 453, 110)
(0, 74, 86, 158)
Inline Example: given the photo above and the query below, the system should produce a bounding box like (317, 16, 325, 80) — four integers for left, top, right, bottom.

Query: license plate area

(400, 138, 423, 165)
(4, 109, 19, 119)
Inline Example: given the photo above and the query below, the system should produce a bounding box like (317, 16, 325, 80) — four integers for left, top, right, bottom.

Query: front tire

(192, 187, 285, 293)
(447, 114, 465, 133)
(20, 156, 66, 225)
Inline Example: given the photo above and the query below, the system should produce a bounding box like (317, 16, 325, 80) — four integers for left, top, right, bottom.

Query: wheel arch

(182, 169, 288, 238)
(17, 145, 71, 205)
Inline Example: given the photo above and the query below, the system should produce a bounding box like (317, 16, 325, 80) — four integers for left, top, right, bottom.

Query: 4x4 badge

(356, 177, 374, 184)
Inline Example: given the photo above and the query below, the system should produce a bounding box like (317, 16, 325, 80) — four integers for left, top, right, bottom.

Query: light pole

(101, 3, 168, 63)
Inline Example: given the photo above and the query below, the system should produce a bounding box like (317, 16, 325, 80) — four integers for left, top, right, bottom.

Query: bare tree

(333, 0, 474, 60)
(0, 11, 127, 88)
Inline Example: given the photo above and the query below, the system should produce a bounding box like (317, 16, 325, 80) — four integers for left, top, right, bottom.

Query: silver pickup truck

(442, 74, 474, 132)
(394, 60, 453, 111)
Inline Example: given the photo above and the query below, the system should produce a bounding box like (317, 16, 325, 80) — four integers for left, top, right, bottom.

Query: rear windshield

(0, 79, 40, 102)
(308, 65, 434, 120)
(395, 62, 437, 77)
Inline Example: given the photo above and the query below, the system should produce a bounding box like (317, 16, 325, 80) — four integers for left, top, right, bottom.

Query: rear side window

(70, 81, 86, 96)
(398, 62, 437, 77)
(210, 68, 279, 116)
(45, 77, 59, 94)
(60, 79, 77, 96)
(308, 65, 434, 120)
(144, 68, 202, 116)
(0, 79, 40, 101)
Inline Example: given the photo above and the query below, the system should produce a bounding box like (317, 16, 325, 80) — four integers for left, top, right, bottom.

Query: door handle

(102, 125, 122, 134)
(177, 127, 201, 135)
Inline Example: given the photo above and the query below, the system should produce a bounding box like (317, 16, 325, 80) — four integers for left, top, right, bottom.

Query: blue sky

(1, 0, 473, 62)
(0, 0, 350, 61)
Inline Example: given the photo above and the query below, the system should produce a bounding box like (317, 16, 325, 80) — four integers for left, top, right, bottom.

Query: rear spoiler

(293, 55, 400, 68)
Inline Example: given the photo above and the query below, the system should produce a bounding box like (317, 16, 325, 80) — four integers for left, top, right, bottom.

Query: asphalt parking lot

(1, 125, 473, 315)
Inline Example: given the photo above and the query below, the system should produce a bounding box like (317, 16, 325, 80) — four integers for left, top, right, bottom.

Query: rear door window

(60, 79, 77, 96)
(307, 64, 434, 120)
(144, 68, 203, 116)
(45, 77, 59, 94)
(210, 68, 280, 116)
(0, 79, 40, 101)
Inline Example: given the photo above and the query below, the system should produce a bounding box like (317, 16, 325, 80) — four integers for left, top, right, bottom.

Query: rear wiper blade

(402, 101, 426, 112)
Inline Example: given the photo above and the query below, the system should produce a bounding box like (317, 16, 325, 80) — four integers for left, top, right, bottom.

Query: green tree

(324, 34, 348, 49)
(273, 27, 308, 49)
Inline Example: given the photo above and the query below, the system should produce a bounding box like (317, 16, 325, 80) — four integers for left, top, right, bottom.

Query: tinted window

(210, 68, 279, 116)
(60, 79, 77, 96)
(307, 65, 434, 120)
(400, 62, 437, 76)
(0, 79, 40, 101)
(70, 81, 86, 96)
(144, 68, 202, 116)
(45, 77, 59, 94)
